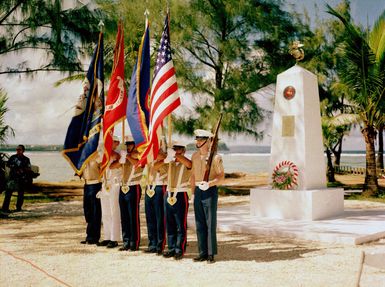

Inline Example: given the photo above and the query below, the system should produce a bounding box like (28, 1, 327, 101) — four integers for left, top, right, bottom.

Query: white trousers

(100, 183, 121, 241)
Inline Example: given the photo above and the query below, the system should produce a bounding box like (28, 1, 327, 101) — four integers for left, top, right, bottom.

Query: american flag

(138, 13, 180, 166)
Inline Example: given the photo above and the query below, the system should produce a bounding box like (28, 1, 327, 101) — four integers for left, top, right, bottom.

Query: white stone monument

(250, 61, 344, 220)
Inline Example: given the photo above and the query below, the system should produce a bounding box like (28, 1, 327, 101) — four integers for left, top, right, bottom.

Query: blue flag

(126, 23, 150, 153)
(62, 33, 104, 175)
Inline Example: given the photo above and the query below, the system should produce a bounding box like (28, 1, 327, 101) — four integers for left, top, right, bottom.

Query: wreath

(272, 160, 298, 190)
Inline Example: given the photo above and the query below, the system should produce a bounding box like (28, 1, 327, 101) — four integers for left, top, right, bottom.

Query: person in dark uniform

(191, 130, 224, 264)
(80, 153, 102, 245)
(163, 141, 192, 260)
(1, 145, 31, 212)
(118, 136, 143, 251)
(144, 150, 168, 255)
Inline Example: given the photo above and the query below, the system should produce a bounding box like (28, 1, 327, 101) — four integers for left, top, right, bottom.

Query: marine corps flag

(62, 32, 104, 175)
(101, 23, 127, 174)
(126, 21, 151, 154)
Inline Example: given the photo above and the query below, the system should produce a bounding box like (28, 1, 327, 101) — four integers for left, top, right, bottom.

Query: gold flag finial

(289, 40, 304, 62)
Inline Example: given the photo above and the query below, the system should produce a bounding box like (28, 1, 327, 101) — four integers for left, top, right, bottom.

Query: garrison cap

(124, 135, 135, 144)
(194, 129, 213, 139)
(172, 140, 186, 149)
(113, 135, 121, 142)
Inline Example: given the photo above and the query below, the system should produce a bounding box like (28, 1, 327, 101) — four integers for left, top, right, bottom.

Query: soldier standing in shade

(118, 136, 143, 251)
(98, 136, 122, 249)
(80, 152, 102, 245)
(191, 129, 224, 264)
(163, 141, 192, 260)
(1, 145, 31, 212)
(144, 150, 168, 255)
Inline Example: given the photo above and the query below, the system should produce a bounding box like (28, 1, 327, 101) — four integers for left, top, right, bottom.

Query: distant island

(0, 144, 367, 154)
(0, 142, 231, 152)
(0, 145, 63, 152)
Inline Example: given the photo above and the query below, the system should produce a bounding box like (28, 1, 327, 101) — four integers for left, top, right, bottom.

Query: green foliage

(326, 2, 385, 195)
(95, 0, 169, 79)
(0, 89, 14, 144)
(170, 0, 306, 138)
(0, 0, 109, 75)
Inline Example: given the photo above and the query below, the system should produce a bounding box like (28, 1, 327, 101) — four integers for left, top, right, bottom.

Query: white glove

(96, 191, 103, 198)
(198, 181, 209, 191)
(164, 148, 176, 163)
(119, 150, 127, 164)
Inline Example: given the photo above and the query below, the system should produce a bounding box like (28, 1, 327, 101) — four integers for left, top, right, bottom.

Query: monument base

(250, 188, 344, 220)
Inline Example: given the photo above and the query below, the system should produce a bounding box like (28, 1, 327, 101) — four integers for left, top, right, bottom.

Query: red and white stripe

(272, 160, 299, 189)
(138, 61, 180, 166)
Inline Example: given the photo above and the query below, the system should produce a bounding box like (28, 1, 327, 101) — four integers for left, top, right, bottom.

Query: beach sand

(1, 174, 385, 287)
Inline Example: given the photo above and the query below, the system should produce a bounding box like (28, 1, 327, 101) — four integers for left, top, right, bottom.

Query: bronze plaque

(282, 116, 295, 137)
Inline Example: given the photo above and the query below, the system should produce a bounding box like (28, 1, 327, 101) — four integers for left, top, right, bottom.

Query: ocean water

(1, 151, 366, 183)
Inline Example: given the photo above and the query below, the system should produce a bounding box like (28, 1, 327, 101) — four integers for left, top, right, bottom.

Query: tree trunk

(362, 125, 378, 197)
(332, 136, 343, 166)
(376, 124, 384, 170)
(326, 148, 336, 182)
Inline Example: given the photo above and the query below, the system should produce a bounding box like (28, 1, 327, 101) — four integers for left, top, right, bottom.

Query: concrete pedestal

(250, 188, 344, 220)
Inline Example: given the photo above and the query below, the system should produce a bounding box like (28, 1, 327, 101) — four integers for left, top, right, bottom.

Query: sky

(1, 0, 385, 149)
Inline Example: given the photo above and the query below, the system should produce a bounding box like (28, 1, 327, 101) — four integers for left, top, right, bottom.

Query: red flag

(138, 13, 180, 166)
(101, 23, 127, 174)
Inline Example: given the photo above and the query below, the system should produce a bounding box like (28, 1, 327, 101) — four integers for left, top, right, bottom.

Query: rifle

(203, 113, 223, 181)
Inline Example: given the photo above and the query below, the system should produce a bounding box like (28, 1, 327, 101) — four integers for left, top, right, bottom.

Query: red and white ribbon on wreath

(272, 160, 299, 189)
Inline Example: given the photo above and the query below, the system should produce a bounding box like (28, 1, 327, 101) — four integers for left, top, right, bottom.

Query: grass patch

(345, 193, 385, 204)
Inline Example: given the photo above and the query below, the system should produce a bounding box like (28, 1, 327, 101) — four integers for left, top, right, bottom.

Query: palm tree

(327, 5, 385, 196)
(369, 11, 385, 171)
(322, 108, 359, 182)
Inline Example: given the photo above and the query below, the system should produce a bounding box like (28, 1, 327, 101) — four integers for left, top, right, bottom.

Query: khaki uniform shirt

(83, 156, 101, 183)
(168, 161, 191, 192)
(122, 161, 143, 186)
(148, 163, 168, 186)
(191, 152, 224, 183)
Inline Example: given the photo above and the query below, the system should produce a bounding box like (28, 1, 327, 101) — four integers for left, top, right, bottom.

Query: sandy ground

(1, 197, 385, 287)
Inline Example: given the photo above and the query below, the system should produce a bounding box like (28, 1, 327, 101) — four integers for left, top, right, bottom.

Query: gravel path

(1, 198, 385, 287)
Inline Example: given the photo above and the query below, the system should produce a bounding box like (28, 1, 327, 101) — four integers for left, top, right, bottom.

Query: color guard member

(191, 129, 224, 264)
(98, 136, 122, 248)
(144, 150, 168, 255)
(163, 141, 192, 260)
(118, 136, 143, 251)
(80, 153, 102, 245)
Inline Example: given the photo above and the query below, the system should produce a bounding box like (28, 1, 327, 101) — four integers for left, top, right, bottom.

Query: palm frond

(369, 10, 385, 71)
(54, 73, 84, 87)
(0, 89, 15, 143)
(327, 4, 383, 119)
(328, 113, 361, 127)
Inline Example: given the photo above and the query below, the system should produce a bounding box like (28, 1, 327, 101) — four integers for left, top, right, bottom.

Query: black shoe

(15, 208, 22, 212)
(174, 253, 183, 260)
(106, 241, 118, 248)
(193, 255, 208, 262)
(119, 244, 129, 251)
(80, 240, 98, 245)
(144, 248, 157, 253)
(97, 240, 110, 246)
(156, 250, 163, 256)
(207, 255, 215, 264)
(163, 250, 175, 258)
(130, 246, 138, 251)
